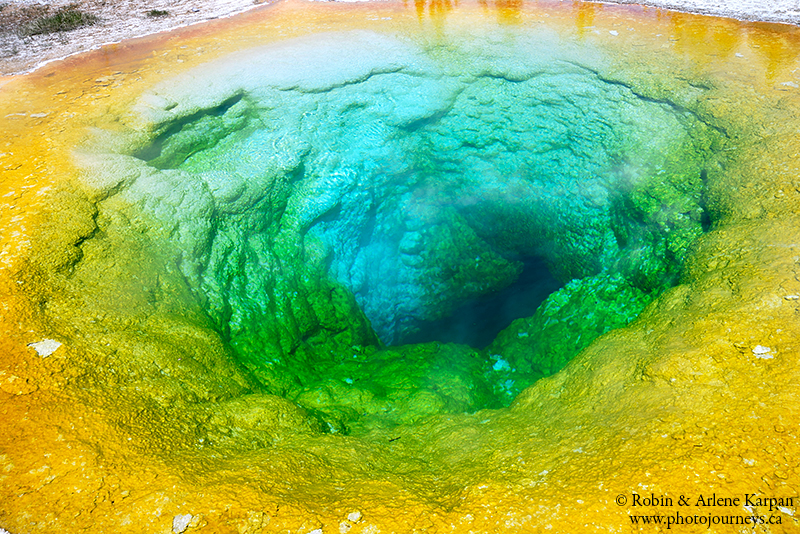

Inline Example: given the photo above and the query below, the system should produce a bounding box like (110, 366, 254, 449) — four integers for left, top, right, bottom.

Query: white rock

(173, 514, 192, 533)
(752, 345, 774, 359)
(347, 511, 362, 522)
(27, 339, 62, 357)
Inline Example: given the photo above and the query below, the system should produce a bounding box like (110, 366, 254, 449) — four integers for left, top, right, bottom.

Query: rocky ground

(610, 0, 799, 26)
(0, 0, 263, 75)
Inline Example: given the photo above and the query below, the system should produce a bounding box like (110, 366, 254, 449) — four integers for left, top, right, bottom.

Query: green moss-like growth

(291, 341, 496, 431)
(611, 121, 719, 292)
(223, 257, 381, 397)
(487, 274, 654, 400)
(22, 4, 98, 36)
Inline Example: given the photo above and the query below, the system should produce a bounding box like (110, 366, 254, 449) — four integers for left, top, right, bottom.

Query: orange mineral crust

(1, 1, 799, 533)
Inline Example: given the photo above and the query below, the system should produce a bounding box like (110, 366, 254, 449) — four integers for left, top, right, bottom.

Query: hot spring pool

(1, 1, 799, 532)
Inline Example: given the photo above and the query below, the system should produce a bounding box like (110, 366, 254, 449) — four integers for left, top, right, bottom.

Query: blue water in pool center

(87, 28, 723, 422)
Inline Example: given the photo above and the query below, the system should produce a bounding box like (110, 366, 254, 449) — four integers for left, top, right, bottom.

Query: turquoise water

(91, 30, 722, 427)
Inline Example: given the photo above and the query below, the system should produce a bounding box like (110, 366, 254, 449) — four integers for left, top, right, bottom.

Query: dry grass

(21, 4, 99, 36)
(0, 3, 98, 37)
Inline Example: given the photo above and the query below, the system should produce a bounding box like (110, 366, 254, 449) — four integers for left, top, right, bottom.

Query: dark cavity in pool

(401, 256, 561, 348)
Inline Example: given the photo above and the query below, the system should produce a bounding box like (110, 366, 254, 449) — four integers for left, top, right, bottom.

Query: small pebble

(27, 339, 62, 357)
(173, 514, 192, 533)
(752, 345, 774, 359)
